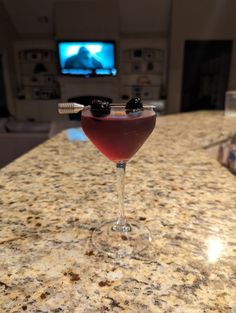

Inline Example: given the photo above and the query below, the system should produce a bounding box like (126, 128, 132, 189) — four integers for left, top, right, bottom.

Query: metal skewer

(58, 102, 157, 114)
(58, 103, 84, 114)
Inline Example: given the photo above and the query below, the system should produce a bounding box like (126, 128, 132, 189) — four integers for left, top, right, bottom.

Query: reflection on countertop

(0, 111, 235, 312)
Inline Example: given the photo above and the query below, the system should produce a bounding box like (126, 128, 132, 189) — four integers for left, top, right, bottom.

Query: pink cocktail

(82, 107, 156, 162)
(81, 102, 157, 257)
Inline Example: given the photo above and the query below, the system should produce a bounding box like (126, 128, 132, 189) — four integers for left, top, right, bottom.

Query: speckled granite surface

(0, 111, 235, 313)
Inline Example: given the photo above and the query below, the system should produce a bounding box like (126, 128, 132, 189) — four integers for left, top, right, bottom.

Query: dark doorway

(181, 40, 232, 112)
(0, 54, 9, 117)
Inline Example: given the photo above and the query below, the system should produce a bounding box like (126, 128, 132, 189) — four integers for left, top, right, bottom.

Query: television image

(57, 41, 117, 77)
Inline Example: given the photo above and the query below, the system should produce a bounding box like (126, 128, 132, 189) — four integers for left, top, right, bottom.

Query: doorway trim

(0, 51, 14, 116)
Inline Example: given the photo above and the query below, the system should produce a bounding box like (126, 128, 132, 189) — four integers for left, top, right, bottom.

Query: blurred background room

(0, 0, 236, 167)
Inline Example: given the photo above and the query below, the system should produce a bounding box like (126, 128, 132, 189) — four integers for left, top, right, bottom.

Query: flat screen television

(57, 41, 117, 77)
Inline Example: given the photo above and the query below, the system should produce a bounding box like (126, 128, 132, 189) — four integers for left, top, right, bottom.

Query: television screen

(57, 41, 117, 77)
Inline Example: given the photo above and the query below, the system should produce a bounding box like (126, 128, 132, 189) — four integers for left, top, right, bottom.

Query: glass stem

(112, 161, 131, 232)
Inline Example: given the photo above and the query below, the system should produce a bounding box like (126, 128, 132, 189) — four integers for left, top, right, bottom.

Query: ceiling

(2, 0, 171, 35)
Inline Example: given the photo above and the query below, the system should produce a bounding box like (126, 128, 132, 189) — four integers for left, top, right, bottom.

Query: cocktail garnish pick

(58, 102, 157, 115)
(90, 99, 111, 117)
(58, 103, 84, 114)
(126, 97, 143, 113)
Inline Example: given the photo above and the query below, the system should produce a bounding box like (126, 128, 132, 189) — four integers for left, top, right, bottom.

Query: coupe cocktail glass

(81, 104, 156, 257)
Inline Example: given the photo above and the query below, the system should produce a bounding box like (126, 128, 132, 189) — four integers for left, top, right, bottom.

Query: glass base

(92, 220, 152, 258)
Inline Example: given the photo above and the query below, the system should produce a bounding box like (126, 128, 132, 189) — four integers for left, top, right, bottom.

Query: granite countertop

(0, 111, 235, 313)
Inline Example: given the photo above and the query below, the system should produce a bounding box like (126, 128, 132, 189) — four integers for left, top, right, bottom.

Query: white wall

(11, 0, 170, 121)
(55, 0, 120, 39)
(3, 0, 171, 37)
(1, 0, 171, 121)
(54, 0, 120, 104)
(54, 0, 170, 103)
